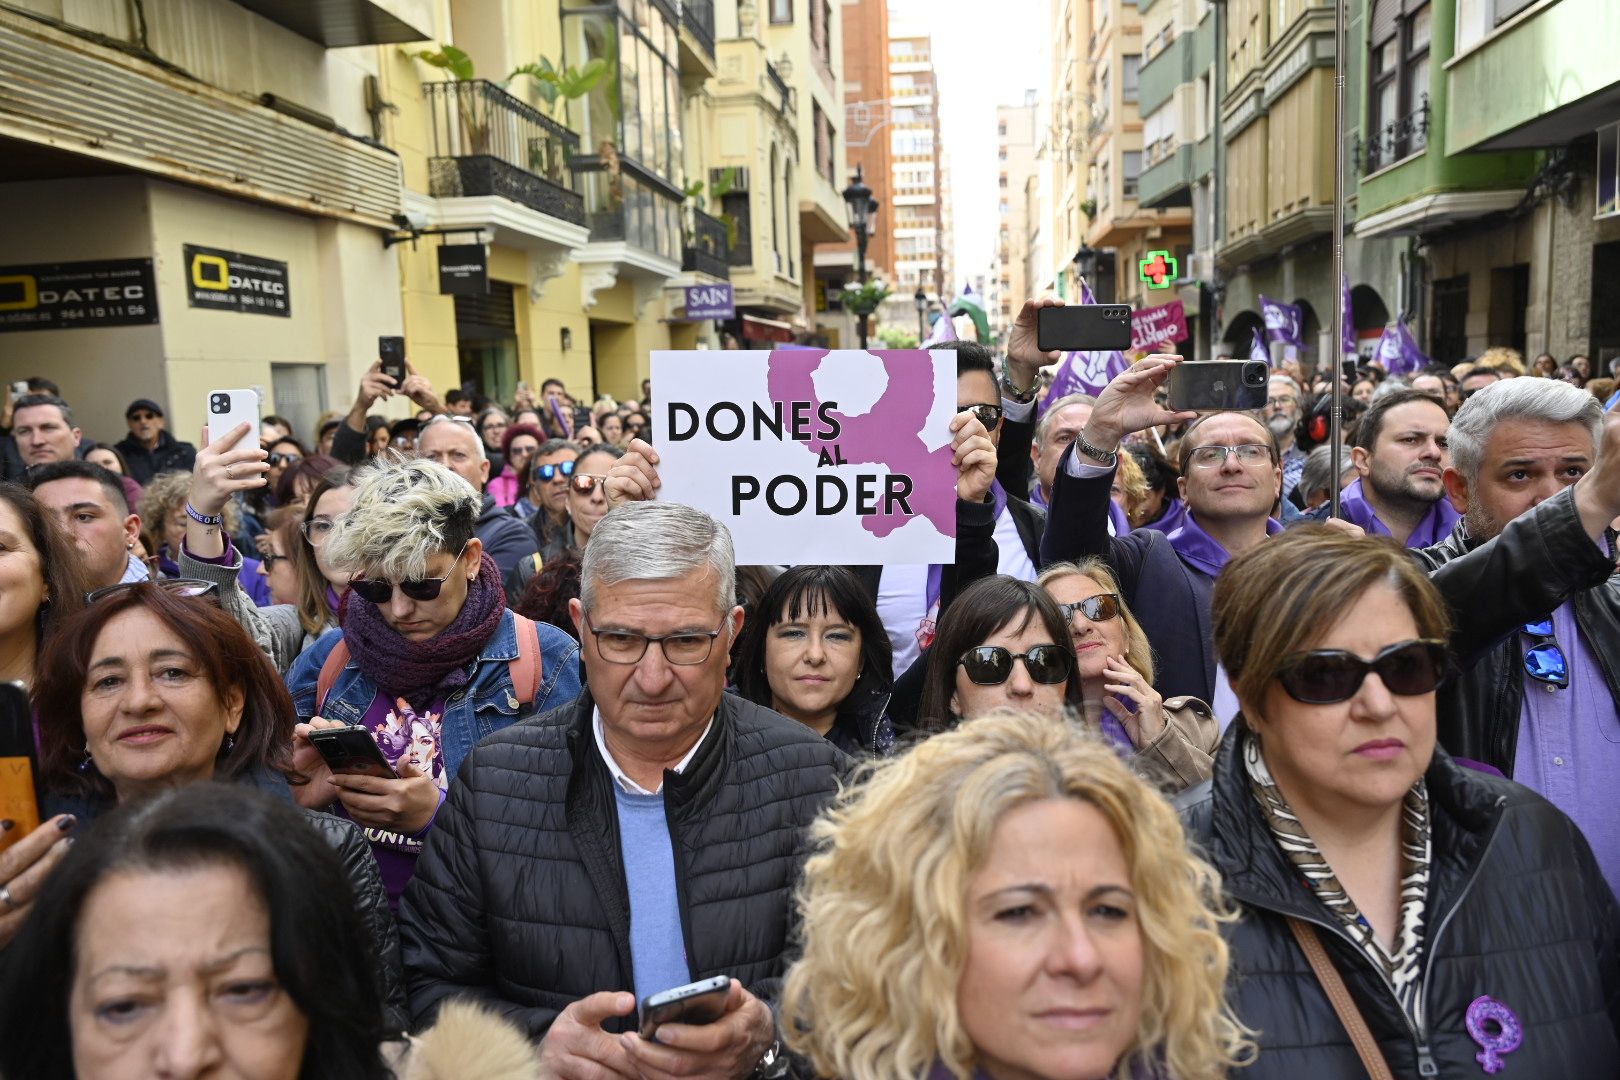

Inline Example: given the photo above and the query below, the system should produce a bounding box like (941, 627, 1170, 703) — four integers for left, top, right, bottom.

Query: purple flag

(1250, 329, 1272, 365)
(1341, 275, 1357, 359)
(1260, 295, 1303, 347)
(923, 309, 958, 345)
(1374, 319, 1430, 377)
(1041, 282, 1128, 414)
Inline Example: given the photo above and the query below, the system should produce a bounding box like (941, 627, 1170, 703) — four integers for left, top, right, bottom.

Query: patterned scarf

(1243, 729, 1432, 1031)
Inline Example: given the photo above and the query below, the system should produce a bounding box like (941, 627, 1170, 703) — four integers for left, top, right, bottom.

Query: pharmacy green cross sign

(1138, 250, 1178, 289)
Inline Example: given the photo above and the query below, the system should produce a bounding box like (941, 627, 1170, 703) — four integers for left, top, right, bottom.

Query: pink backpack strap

(314, 638, 351, 715)
(509, 613, 543, 704)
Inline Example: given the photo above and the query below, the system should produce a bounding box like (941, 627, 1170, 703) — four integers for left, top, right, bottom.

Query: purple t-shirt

(340, 691, 449, 907)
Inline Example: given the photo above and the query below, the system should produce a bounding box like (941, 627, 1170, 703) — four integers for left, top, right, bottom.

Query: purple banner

(684, 283, 735, 320)
(1374, 319, 1430, 377)
(1341, 276, 1357, 359)
(1130, 300, 1189, 352)
(1043, 282, 1129, 412)
(1260, 294, 1303, 347)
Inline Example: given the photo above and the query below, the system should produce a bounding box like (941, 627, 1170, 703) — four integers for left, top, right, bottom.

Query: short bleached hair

(324, 457, 478, 581)
(781, 708, 1253, 1080)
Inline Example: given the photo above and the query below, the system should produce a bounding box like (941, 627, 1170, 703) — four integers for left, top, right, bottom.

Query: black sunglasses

(536, 460, 576, 482)
(1058, 594, 1121, 624)
(957, 403, 1003, 428)
(267, 452, 301, 467)
(1275, 639, 1447, 705)
(958, 644, 1073, 686)
(349, 543, 469, 604)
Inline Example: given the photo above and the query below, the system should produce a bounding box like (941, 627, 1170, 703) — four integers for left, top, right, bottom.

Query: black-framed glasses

(1275, 639, 1447, 705)
(86, 578, 220, 606)
(1521, 618, 1569, 689)
(958, 644, 1073, 686)
(537, 460, 577, 482)
(259, 551, 289, 571)
(1058, 594, 1121, 624)
(957, 403, 1003, 428)
(585, 618, 726, 665)
(1188, 443, 1272, 469)
(348, 543, 469, 605)
(570, 472, 607, 495)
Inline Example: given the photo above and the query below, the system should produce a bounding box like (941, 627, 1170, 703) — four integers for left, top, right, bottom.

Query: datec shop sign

(184, 244, 290, 317)
(0, 258, 159, 333)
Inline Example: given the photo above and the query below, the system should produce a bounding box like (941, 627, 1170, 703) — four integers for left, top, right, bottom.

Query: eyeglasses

(259, 551, 289, 570)
(1058, 594, 1121, 624)
(348, 543, 469, 604)
(570, 472, 607, 495)
(508, 444, 538, 460)
(1265, 397, 1297, 409)
(585, 618, 726, 665)
(299, 517, 340, 545)
(1188, 443, 1272, 469)
(956, 403, 1004, 428)
(1274, 639, 1447, 704)
(958, 644, 1074, 686)
(1521, 619, 1569, 690)
(267, 452, 301, 467)
(86, 578, 220, 606)
(129, 412, 159, 422)
(536, 460, 577, 482)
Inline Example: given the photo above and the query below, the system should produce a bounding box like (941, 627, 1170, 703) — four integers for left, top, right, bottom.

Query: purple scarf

(1335, 478, 1462, 549)
(1167, 511, 1285, 578)
(337, 552, 506, 701)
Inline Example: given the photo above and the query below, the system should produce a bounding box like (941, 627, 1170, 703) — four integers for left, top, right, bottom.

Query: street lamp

(914, 286, 928, 342)
(843, 166, 880, 348)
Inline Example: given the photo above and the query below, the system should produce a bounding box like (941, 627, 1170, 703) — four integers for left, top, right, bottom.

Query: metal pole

(1329, 0, 1348, 521)
(857, 223, 870, 349)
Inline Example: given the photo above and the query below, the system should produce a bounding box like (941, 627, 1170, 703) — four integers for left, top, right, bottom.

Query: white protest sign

(650, 349, 958, 565)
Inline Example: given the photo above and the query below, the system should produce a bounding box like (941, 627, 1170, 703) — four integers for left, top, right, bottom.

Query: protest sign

(1130, 300, 1189, 352)
(651, 349, 958, 565)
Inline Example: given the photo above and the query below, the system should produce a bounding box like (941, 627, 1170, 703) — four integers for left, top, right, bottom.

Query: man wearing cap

(115, 398, 196, 484)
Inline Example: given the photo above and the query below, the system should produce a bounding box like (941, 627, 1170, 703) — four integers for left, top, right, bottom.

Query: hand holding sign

(606, 439, 662, 508)
(950, 412, 997, 503)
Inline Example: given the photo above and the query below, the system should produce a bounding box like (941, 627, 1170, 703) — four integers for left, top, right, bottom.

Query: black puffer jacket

(399, 689, 846, 1036)
(1180, 721, 1620, 1077)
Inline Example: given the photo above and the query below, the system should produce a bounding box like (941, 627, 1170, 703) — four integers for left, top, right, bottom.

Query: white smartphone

(206, 389, 261, 451)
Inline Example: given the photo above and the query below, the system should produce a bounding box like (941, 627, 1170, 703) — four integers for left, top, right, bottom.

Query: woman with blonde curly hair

(781, 708, 1252, 1080)
(137, 469, 273, 606)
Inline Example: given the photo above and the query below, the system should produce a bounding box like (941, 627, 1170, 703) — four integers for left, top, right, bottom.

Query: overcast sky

(893, 0, 1048, 292)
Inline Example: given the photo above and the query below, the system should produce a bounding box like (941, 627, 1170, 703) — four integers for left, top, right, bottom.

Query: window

(770, 0, 792, 22)
(1599, 121, 1620, 219)
(1096, 64, 1111, 116)
(1122, 151, 1142, 199)
(1097, 159, 1111, 208)
(1122, 55, 1140, 104)
(1365, 0, 1430, 172)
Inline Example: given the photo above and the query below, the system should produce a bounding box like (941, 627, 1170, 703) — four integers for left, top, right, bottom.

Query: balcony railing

(1359, 94, 1430, 175)
(1142, 23, 1176, 65)
(683, 0, 716, 59)
(682, 208, 732, 278)
(424, 80, 584, 225)
(765, 61, 796, 117)
(1143, 134, 1178, 170)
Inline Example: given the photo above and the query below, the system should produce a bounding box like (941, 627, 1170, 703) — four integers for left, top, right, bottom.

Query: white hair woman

(285, 457, 583, 907)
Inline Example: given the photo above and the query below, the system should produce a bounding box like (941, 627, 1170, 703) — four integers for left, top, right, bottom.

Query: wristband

(184, 503, 223, 526)
(1074, 429, 1119, 467)
(1000, 364, 1038, 404)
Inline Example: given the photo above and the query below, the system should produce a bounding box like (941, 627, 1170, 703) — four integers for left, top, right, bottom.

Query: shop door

(455, 285, 519, 404)
(1432, 275, 1469, 365)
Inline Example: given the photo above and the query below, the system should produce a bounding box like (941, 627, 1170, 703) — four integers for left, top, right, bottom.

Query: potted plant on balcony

(842, 280, 890, 319)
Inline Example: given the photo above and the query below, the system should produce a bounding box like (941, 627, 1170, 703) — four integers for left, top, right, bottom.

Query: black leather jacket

(1409, 486, 1620, 775)
(1180, 721, 1620, 1077)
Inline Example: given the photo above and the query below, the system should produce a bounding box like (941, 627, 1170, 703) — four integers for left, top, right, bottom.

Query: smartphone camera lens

(1244, 365, 1267, 387)
(209, 394, 226, 412)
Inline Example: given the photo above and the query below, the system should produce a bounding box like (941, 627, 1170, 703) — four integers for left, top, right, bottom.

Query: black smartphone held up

(639, 975, 732, 1040)
(0, 681, 41, 853)
(378, 336, 407, 385)
(1037, 304, 1133, 353)
(1165, 360, 1270, 412)
(308, 726, 397, 780)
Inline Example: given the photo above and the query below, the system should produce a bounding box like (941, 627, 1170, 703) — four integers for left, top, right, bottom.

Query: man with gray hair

(1417, 376, 1620, 896)
(400, 500, 843, 1077)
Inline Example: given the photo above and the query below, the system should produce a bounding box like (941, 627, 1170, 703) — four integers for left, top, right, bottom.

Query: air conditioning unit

(712, 167, 750, 192)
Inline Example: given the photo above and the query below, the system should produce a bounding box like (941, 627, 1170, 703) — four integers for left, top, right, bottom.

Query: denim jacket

(285, 609, 584, 782)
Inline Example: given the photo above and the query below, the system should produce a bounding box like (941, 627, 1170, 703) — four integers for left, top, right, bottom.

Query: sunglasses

(349, 543, 469, 604)
(1274, 639, 1447, 705)
(1521, 619, 1568, 690)
(86, 578, 220, 606)
(958, 643, 1073, 686)
(1058, 594, 1121, 623)
(570, 473, 607, 494)
(537, 460, 577, 482)
(956, 403, 1003, 428)
(129, 412, 159, 422)
(267, 452, 301, 467)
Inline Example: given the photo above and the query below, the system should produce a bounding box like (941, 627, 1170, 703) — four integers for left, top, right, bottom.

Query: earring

(77, 748, 95, 774)
(220, 734, 236, 755)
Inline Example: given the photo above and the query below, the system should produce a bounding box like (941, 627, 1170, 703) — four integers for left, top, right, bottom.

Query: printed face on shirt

(1176, 413, 1281, 526)
(70, 864, 309, 1080)
(957, 798, 1144, 1080)
(958, 370, 1004, 448)
(1443, 417, 1594, 541)
(1356, 399, 1450, 509)
(1245, 582, 1435, 819)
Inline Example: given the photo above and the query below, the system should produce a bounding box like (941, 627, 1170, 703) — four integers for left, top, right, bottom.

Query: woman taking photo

(731, 564, 896, 756)
(1189, 526, 1620, 1075)
(139, 470, 275, 606)
(1039, 560, 1217, 792)
(285, 456, 583, 905)
(781, 707, 1252, 1080)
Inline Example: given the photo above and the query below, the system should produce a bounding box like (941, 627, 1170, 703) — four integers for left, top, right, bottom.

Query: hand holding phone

(1037, 304, 1133, 353)
(0, 682, 41, 853)
(1163, 360, 1270, 412)
(307, 726, 397, 779)
(206, 390, 261, 453)
(638, 975, 732, 1040)
(378, 336, 406, 385)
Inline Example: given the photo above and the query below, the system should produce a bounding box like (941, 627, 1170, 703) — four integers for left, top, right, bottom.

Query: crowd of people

(1, 300, 1619, 1079)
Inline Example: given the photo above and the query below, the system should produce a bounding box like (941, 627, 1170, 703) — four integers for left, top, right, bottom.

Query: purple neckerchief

(924, 484, 1009, 609)
(1107, 497, 1131, 536)
(1030, 482, 1048, 508)
(326, 585, 343, 612)
(1140, 497, 1189, 536)
(1335, 478, 1462, 549)
(1166, 512, 1284, 579)
(1099, 710, 1133, 750)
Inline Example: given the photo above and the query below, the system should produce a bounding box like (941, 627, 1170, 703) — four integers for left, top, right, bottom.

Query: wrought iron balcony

(1359, 94, 1430, 176)
(765, 61, 796, 117)
(424, 80, 585, 225)
(683, 0, 716, 59)
(682, 208, 732, 279)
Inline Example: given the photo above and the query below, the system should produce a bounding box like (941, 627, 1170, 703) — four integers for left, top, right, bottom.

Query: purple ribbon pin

(1466, 995, 1522, 1074)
